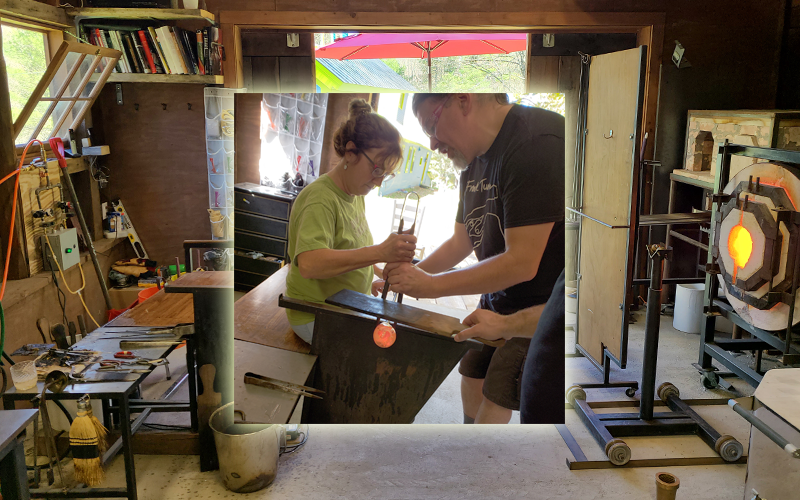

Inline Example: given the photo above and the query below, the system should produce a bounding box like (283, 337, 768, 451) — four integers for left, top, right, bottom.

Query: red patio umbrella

(315, 33, 528, 91)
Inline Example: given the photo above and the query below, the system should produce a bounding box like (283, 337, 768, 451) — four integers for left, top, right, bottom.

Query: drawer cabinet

(233, 182, 296, 292)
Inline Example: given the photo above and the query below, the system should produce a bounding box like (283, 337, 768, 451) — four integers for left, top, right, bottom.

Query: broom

(85, 396, 109, 454)
(70, 395, 105, 486)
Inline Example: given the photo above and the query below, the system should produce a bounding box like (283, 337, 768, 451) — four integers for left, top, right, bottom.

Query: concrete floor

(63, 302, 770, 499)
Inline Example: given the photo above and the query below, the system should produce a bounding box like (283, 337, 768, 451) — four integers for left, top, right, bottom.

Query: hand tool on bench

(119, 340, 183, 350)
(244, 372, 325, 399)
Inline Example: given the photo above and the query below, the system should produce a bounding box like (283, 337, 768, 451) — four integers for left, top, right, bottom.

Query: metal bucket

(209, 402, 284, 493)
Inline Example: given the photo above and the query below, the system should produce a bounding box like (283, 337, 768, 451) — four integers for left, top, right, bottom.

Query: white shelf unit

(204, 87, 242, 241)
(261, 93, 328, 189)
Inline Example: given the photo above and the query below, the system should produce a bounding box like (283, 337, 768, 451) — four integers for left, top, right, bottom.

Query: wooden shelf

(66, 8, 215, 24)
(106, 73, 223, 84)
(91, 73, 223, 84)
(670, 169, 715, 190)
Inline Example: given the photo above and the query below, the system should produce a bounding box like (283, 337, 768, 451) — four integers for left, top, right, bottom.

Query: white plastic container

(673, 283, 705, 334)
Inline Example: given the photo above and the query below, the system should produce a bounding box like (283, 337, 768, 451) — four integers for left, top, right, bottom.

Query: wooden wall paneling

(234, 93, 262, 185)
(92, 83, 210, 265)
(250, 57, 280, 93)
(20, 163, 63, 275)
(527, 56, 560, 93)
(241, 32, 314, 57)
(221, 23, 243, 89)
(577, 221, 629, 364)
(242, 56, 253, 91)
(0, 32, 29, 280)
(71, 169, 103, 241)
(278, 57, 315, 92)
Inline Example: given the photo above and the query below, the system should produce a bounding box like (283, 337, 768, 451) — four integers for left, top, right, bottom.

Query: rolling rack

(698, 142, 800, 389)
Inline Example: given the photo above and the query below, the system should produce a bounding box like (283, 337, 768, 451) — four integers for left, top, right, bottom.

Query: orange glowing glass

(373, 321, 396, 348)
(728, 224, 753, 281)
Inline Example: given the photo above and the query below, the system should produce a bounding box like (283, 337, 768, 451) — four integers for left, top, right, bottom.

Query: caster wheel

(625, 387, 637, 398)
(566, 385, 586, 407)
(701, 371, 719, 389)
(605, 439, 631, 466)
(716, 435, 744, 462)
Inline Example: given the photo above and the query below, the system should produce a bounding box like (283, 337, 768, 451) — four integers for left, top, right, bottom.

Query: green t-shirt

(285, 174, 374, 325)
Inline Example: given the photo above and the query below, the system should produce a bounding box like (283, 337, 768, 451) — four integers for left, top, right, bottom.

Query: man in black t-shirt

(384, 93, 565, 424)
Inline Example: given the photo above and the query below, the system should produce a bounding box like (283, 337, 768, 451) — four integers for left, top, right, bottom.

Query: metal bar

(639, 246, 665, 420)
(703, 343, 764, 386)
(128, 405, 190, 412)
(30, 488, 128, 498)
(186, 336, 198, 433)
(632, 277, 705, 286)
(605, 420, 699, 437)
(668, 230, 709, 251)
(555, 424, 587, 462)
(119, 396, 137, 500)
(712, 338, 770, 350)
(729, 400, 800, 458)
(565, 207, 629, 228)
(713, 300, 800, 353)
(567, 455, 747, 471)
(724, 144, 800, 165)
(598, 412, 686, 420)
(573, 398, 616, 453)
(57, 151, 113, 310)
(663, 392, 728, 454)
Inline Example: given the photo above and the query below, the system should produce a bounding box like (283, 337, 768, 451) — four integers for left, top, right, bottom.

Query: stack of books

(84, 24, 223, 76)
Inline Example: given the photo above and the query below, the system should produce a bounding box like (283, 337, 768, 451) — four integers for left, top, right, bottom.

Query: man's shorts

(458, 336, 532, 411)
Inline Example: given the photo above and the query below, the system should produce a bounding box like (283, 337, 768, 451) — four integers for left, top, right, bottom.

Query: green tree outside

(2, 24, 48, 144)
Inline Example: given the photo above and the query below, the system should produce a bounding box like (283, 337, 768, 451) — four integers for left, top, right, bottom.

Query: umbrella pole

(427, 49, 432, 92)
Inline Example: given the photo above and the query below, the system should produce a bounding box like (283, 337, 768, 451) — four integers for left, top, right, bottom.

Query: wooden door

(576, 46, 647, 367)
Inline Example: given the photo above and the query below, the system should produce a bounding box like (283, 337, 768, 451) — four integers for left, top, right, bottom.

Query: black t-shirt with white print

(455, 104, 565, 315)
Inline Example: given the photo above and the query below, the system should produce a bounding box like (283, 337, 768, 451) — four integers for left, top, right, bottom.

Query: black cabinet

(233, 182, 296, 292)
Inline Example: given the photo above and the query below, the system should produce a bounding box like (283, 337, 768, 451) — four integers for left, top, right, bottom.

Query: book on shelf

(82, 23, 221, 76)
(147, 27, 170, 74)
(136, 30, 159, 74)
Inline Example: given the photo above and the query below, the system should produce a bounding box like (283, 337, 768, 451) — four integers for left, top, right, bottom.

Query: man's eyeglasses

(422, 95, 453, 139)
(360, 149, 396, 181)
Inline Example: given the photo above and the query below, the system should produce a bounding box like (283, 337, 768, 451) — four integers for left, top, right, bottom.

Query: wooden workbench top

(107, 287, 194, 327)
(164, 270, 233, 293)
(234, 266, 311, 354)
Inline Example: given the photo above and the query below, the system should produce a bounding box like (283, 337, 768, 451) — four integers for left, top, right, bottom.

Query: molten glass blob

(373, 321, 396, 348)
(728, 224, 753, 280)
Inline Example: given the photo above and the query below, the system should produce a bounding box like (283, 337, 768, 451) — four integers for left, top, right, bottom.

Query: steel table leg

(119, 396, 138, 500)
(0, 433, 31, 500)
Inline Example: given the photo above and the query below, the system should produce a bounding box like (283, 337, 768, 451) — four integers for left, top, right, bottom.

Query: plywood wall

(90, 83, 211, 266)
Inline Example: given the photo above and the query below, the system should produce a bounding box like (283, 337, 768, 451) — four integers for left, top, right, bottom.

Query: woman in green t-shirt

(285, 98, 417, 344)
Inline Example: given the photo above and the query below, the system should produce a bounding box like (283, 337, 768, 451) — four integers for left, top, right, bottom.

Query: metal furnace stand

(564, 244, 745, 468)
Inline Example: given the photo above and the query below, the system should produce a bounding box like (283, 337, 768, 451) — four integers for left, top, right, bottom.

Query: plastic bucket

(137, 287, 160, 303)
(209, 402, 283, 493)
(673, 283, 705, 334)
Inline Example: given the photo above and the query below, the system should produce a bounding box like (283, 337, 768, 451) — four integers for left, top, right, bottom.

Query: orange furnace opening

(728, 224, 753, 281)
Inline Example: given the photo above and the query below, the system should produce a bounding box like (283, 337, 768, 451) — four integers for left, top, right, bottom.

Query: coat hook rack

(187, 103, 192, 111)
(162, 103, 167, 111)
(134, 103, 139, 111)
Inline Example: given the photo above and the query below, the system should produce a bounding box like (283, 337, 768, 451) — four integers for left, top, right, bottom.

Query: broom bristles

(70, 408, 105, 486)
(86, 404, 109, 454)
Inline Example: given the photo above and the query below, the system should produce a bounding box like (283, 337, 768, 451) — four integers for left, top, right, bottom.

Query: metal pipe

(640, 245, 666, 420)
(57, 151, 113, 310)
(728, 399, 800, 458)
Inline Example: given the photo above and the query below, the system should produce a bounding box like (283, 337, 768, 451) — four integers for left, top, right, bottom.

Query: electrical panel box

(40, 228, 79, 271)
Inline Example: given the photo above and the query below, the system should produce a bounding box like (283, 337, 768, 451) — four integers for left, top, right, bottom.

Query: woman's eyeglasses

(359, 149, 396, 181)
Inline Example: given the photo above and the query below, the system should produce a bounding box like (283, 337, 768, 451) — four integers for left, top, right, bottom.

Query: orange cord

(0, 140, 47, 301)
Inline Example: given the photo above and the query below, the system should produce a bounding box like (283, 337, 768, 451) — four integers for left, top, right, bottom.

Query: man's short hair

(411, 93, 510, 117)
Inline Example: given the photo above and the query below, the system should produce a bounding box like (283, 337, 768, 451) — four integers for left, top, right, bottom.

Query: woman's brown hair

(332, 98, 403, 174)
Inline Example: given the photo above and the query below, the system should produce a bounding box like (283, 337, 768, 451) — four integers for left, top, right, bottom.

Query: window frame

(11, 39, 121, 145)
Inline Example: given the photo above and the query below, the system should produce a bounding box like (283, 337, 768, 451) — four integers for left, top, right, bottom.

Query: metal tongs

(244, 372, 325, 399)
(381, 191, 421, 304)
